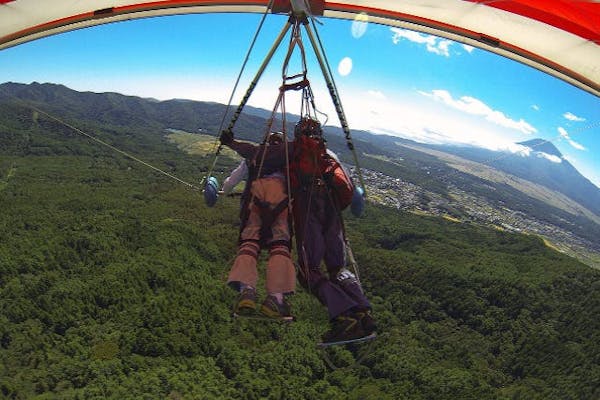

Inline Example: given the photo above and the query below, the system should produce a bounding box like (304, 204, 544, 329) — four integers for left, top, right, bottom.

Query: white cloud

(390, 28, 451, 57)
(462, 44, 474, 53)
(420, 89, 537, 135)
(367, 90, 386, 100)
(558, 126, 569, 139)
(507, 143, 531, 157)
(558, 127, 586, 150)
(563, 112, 585, 122)
(391, 28, 434, 45)
(536, 152, 562, 163)
(339, 89, 533, 155)
(429, 40, 452, 57)
(569, 141, 586, 151)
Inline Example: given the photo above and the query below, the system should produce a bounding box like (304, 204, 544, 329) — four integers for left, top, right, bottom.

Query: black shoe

(260, 295, 292, 319)
(234, 288, 257, 315)
(354, 309, 377, 335)
(322, 315, 366, 343)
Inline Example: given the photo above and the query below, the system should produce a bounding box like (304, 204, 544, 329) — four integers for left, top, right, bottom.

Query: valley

(356, 162, 600, 269)
(2, 82, 600, 399)
(167, 128, 600, 269)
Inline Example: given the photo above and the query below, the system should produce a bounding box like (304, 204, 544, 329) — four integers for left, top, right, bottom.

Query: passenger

(290, 117, 376, 343)
(219, 131, 295, 320)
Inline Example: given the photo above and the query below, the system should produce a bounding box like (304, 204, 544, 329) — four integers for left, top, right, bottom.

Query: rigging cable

(29, 105, 203, 191)
(305, 16, 368, 196)
(202, 0, 276, 186)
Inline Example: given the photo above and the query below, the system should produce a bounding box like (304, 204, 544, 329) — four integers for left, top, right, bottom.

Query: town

(353, 166, 600, 270)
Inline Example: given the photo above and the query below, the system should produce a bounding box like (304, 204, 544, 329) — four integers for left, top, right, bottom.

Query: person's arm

(222, 161, 248, 195)
(220, 130, 257, 159)
(326, 149, 340, 162)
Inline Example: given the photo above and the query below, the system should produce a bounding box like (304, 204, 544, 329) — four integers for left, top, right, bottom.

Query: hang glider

(1, 0, 599, 97)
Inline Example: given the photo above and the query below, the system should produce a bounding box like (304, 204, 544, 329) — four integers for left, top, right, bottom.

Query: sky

(0, 12, 598, 187)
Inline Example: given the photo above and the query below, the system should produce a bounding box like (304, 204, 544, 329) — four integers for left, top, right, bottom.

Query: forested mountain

(1, 82, 600, 399)
(3, 81, 598, 214)
(2, 81, 599, 258)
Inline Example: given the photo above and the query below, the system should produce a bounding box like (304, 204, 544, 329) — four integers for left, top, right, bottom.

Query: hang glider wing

(1, 0, 598, 96)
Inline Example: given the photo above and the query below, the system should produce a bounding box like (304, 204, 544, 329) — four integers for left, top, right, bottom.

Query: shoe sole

(259, 305, 292, 319)
(232, 312, 295, 323)
(317, 332, 377, 348)
(234, 298, 257, 315)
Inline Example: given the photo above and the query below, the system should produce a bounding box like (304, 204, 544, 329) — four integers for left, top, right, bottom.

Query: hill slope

(1, 81, 600, 399)
(2, 81, 599, 267)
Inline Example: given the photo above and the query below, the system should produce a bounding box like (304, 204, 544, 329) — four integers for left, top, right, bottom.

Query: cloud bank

(563, 112, 585, 122)
(420, 90, 537, 135)
(391, 28, 455, 57)
(558, 127, 586, 150)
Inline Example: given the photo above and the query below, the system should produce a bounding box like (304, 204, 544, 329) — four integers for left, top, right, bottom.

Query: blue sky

(1, 13, 598, 187)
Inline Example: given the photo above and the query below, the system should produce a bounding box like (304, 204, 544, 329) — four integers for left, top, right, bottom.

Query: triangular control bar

(217, 0, 366, 195)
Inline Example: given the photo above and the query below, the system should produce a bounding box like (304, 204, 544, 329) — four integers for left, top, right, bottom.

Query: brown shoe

(353, 309, 377, 335)
(234, 288, 257, 315)
(260, 295, 292, 319)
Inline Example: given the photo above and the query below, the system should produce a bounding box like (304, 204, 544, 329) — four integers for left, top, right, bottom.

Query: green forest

(1, 92, 600, 399)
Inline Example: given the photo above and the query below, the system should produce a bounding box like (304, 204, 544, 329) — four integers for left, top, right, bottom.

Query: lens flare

(351, 13, 369, 39)
(338, 57, 353, 76)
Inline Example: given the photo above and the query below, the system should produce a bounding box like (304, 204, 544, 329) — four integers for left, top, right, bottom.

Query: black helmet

(268, 132, 284, 145)
(294, 118, 322, 139)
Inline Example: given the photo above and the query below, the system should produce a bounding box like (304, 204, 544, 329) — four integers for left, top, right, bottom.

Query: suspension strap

(304, 19, 368, 196)
(203, 3, 289, 186)
(225, 20, 292, 134)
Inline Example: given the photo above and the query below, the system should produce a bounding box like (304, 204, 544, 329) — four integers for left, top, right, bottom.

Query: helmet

(268, 132, 284, 145)
(294, 118, 322, 139)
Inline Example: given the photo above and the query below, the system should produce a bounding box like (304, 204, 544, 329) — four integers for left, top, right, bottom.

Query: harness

(238, 150, 291, 249)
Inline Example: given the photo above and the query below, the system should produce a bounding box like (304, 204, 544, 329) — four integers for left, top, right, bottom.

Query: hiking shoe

(234, 288, 257, 315)
(354, 309, 377, 335)
(260, 295, 292, 319)
(321, 315, 366, 343)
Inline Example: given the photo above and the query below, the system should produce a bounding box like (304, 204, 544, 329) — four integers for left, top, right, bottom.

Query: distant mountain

(2, 81, 598, 223)
(518, 138, 562, 158)
(422, 139, 600, 217)
(0, 81, 272, 143)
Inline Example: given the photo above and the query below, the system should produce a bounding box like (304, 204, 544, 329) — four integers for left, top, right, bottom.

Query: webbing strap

(280, 78, 310, 91)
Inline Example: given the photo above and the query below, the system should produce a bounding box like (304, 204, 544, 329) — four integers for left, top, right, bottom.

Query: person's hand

(321, 157, 336, 185)
(219, 129, 234, 145)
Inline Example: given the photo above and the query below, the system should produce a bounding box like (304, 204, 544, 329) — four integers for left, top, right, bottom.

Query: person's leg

(262, 210, 296, 318)
(296, 194, 358, 320)
(321, 205, 375, 340)
(227, 202, 262, 314)
(227, 201, 261, 290)
(265, 244, 295, 295)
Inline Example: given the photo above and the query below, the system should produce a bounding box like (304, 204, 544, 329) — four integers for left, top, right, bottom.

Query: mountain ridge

(1, 81, 598, 238)
(420, 139, 600, 216)
(518, 138, 563, 158)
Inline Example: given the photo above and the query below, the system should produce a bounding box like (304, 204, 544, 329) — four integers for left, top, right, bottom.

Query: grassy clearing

(166, 131, 241, 160)
(442, 214, 461, 223)
(0, 164, 16, 192)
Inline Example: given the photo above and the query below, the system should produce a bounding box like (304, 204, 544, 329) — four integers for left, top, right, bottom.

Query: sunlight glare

(351, 13, 369, 39)
(337, 57, 353, 76)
